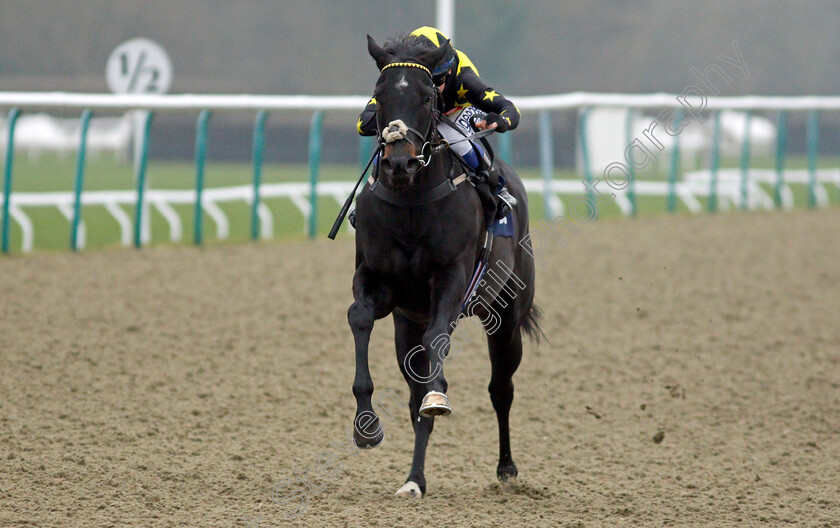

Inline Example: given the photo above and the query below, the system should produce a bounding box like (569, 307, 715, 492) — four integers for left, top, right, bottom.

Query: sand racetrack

(2, 210, 839, 527)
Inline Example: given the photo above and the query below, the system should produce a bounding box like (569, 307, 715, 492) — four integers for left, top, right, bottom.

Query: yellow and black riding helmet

(410, 26, 456, 85)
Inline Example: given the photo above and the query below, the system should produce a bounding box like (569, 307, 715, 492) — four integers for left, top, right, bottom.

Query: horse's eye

(424, 96, 432, 105)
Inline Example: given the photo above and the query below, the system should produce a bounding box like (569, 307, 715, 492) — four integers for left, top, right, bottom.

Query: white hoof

(419, 391, 451, 417)
(394, 481, 423, 498)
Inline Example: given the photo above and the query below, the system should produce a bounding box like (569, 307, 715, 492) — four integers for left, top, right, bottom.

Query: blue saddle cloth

(493, 212, 515, 237)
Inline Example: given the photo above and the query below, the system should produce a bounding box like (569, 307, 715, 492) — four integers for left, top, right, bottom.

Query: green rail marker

(709, 110, 721, 213)
(739, 110, 753, 210)
(774, 110, 788, 208)
(308, 110, 324, 239)
(667, 111, 682, 212)
(578, 107, 594, 212)
(70, 110, 92, 251)
(251, 110, 268, 241)
(193, 110, 211, 245)
(1, 109, 20, 254)
(807, 109, 819, 209)
(497, 132, 512, 164)
(538, 109, 555, 219)
(133, 112, 154, 248)
(625, 108, 636, 216)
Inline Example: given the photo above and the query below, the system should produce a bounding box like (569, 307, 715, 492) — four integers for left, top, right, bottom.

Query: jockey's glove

(483, 112, 510, 133)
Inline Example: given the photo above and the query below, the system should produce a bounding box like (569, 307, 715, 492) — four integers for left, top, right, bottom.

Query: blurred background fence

(2, 91, 840, 254)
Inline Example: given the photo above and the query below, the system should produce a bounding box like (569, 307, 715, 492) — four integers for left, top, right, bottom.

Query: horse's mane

(382, 33, 435, 62)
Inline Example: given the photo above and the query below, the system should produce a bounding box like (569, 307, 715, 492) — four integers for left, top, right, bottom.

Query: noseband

(378, 62, 440, 167)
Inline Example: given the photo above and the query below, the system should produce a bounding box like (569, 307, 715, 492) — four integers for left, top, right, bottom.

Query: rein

(375, 62, 496, 166)
(422, 124, 497, 161)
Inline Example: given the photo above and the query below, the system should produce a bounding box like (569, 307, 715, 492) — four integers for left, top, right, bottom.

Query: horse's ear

(367, 35, 393, 71)
(417, 39, 450, 71)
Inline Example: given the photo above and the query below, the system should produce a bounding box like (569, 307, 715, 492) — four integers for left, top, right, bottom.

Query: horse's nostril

(405, 158, 422, 174)
(380, 158, 394, 175)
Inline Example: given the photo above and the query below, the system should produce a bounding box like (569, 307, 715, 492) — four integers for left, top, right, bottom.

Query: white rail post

(436, 0, 455, 41)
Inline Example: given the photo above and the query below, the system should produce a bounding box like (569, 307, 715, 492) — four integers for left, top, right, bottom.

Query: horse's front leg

(348, 264, 394, 448)
(415, 264, 468, 418)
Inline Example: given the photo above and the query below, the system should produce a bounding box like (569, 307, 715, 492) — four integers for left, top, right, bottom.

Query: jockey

(357, 26, 519, 213)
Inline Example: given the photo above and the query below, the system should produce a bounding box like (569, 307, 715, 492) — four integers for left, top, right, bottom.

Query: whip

(327, 143, 383, 240)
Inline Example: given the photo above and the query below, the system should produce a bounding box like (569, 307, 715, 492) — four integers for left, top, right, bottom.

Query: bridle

(377, 62, 441, 168)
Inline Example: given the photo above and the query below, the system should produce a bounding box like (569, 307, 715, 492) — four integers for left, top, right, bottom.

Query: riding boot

(485, 165, 517, 219)
(461, 148, 516, 223)
(476, 154, 517, 219)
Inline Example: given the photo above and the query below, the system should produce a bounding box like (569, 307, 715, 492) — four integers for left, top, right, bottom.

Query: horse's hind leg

(487, 321, 523, 481)
(393, 310, 434, 498)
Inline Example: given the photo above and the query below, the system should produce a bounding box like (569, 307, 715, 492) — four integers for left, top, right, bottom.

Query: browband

(381, 62, 432, 77)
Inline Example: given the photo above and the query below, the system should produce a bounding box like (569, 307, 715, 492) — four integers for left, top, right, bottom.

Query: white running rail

(5, 175, 834, 252)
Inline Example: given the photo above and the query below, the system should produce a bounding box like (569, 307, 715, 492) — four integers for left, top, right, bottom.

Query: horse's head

(367, 34, 449, 190)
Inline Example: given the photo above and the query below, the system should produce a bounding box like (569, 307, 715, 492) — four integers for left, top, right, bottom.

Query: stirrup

(496, 188, 517, 219)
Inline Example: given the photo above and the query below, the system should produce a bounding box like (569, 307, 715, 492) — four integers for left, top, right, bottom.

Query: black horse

(347, 34, 542, 498)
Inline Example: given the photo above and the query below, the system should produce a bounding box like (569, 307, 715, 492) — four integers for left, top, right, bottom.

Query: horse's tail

(520, 302, 548, 344)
